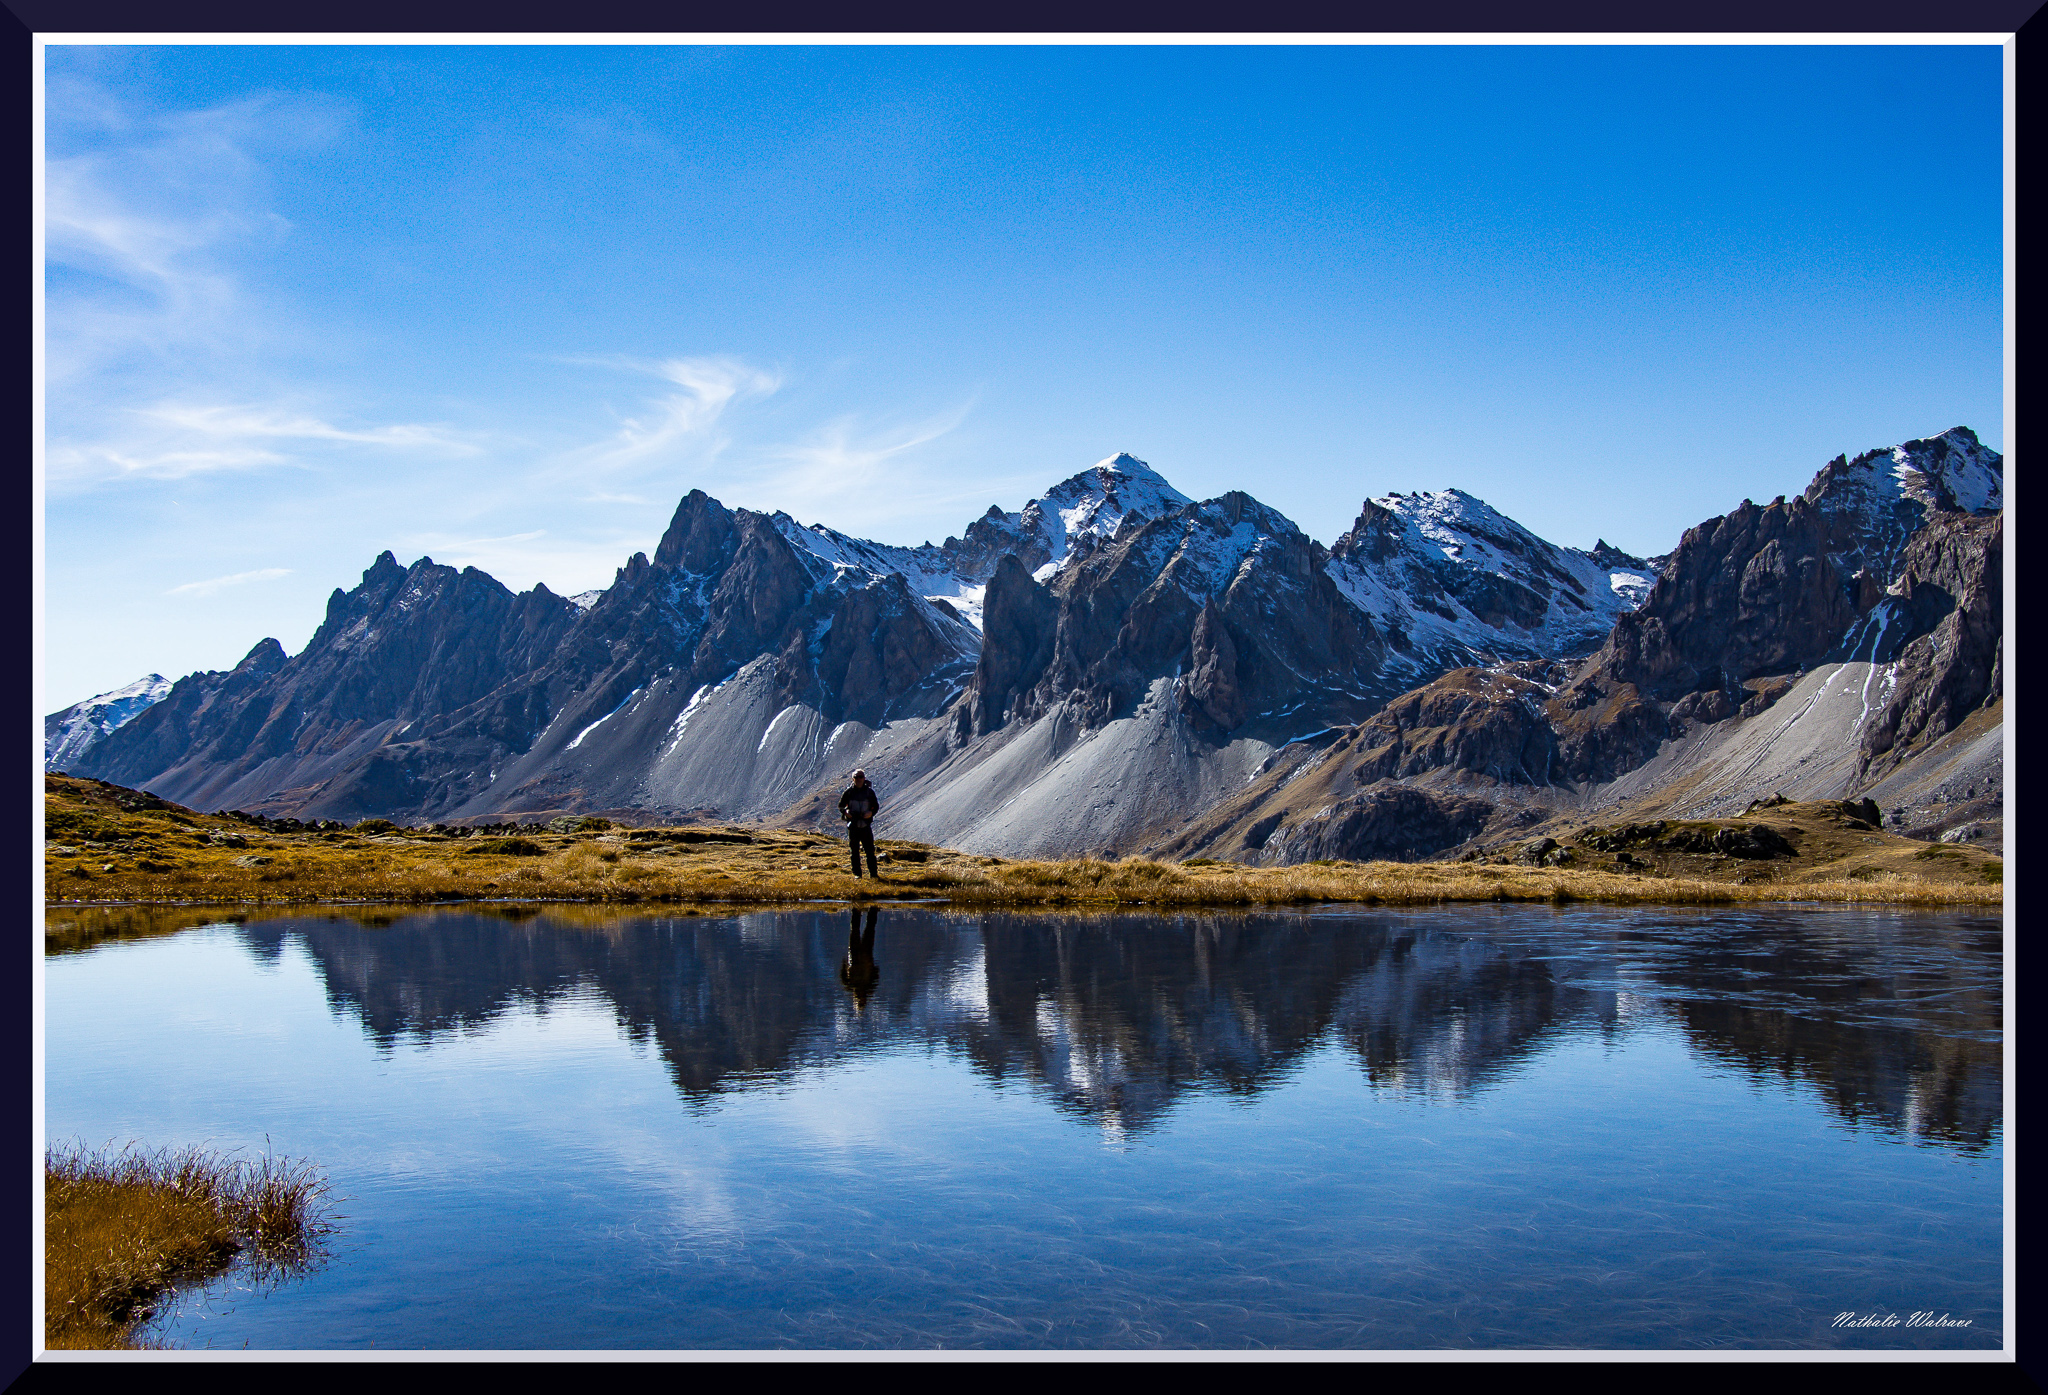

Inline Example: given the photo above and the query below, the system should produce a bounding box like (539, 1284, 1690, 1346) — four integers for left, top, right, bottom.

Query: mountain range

(52, 428, 2003, 862)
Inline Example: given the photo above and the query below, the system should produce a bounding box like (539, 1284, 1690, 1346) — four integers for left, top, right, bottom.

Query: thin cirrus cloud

(561, 355, 783, 473)
(749, 396, 1029, 537)
(44, 83, 347, 382)
(165, 567, 292, 598)
(48, 402, 481, 484)
(41, 81, 446, 493)
(139, 403, 477, 450)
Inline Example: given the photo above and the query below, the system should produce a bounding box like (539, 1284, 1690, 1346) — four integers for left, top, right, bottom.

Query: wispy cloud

(40, 80, 428, 494)
(53, 443, 291, 480)
(48, 401, 479, 484)
(562, 355, 782, 472)
(166, 567, 292, 598)
(139, 404, 478, 453)
(737, 397, 990, 535)
(773, 399, 975, 490)
(44, 83, 346, 385)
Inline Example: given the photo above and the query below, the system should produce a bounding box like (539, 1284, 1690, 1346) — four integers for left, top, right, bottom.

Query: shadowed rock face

(1857, 512, 2002, 777)
(73, 556, 579, 816)
(1589, 494, 1859, 703)
(1486, 427, 2003, 788)
(812, 573, 975, 727)
(53, 453, 1626, 834)
(73, 488, 976, 823)
(1532, 431, 2003, 786)
(943, 503, 1058, 580)
(1311, 486, 1877, 794)
(1183, 600, 1245, 732)
(374, 492, 977, 820)
(999, 492, 1390, 742)
(1347, 664, 1568, 787)
(1366, 432, 2003, 792)
(70, 640, 285, 793)
(62, 433, 1998, 847)
(1174, 430, 2002, 862)
(958, 553, 1060, 739)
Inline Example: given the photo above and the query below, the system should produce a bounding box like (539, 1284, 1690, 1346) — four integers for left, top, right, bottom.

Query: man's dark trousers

(849, 821, 878, 877)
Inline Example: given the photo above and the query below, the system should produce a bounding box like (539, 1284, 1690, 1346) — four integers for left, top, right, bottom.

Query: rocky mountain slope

(59, 432, 2000, 863)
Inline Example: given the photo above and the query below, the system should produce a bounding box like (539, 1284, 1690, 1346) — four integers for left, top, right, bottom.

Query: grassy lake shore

(46, 775, 2001, 913)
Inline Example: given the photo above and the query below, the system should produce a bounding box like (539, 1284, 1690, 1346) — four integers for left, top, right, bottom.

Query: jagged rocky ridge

(61, 433, 2001, 861)
(1163, 428, 2004, 864)
(67, 453, 1647, 838)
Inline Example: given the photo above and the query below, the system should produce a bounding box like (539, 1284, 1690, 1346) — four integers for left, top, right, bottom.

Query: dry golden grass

(44, 773, 2000, 912)
(44, 1142, 336, 1350)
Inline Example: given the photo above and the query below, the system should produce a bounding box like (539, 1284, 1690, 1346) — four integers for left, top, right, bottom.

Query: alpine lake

(43, 900, 2005, 1352)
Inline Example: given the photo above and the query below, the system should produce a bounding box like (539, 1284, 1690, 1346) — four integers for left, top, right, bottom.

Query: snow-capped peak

(44, 673, 173, 771)
(1376, 488, 1543, 566)
(1029, 452, 1194, 556)
(1889, 427, 2002, 514)
(1326, 488, 1654, 672)
(1802, 426, 2002, 577)
(89, 673, 172, 706)
(760, 452, 1194, 632)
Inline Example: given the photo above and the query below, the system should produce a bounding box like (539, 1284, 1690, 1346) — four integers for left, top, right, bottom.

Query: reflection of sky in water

(43, 906, 2003, 1351)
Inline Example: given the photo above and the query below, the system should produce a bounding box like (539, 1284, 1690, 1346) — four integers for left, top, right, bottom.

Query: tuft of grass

(463, 837, 544, 857)
(44, 1141, 338, 1350)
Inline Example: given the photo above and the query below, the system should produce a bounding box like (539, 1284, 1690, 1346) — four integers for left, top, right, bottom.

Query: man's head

(852, 769, 869, 785)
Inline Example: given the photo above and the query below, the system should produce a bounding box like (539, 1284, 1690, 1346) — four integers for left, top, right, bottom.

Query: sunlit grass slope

(44, 774, 1999, 910)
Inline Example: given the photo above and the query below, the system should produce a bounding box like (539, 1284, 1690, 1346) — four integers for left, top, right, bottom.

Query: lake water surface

(43, 903, 2004, 1351)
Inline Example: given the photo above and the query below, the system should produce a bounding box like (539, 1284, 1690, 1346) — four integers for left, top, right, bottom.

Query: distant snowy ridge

(44, 674, 172, 771)
(1327, 487, 1656, 675)
(769, 452, 1193, 629)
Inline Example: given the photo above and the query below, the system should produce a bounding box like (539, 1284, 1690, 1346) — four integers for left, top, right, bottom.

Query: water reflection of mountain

(228, 905, 2000, 1151)
(1563, 910, 2000, 1154)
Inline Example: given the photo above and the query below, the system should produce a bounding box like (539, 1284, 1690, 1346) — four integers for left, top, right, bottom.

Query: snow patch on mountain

(565, 687, 643, 751)
(44, 674, 172, 771)
(1608, 567, 1656, 608)
(1326, 488, 1654, 674)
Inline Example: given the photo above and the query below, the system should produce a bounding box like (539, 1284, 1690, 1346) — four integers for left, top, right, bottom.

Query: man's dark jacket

(839, 783, 879, 825)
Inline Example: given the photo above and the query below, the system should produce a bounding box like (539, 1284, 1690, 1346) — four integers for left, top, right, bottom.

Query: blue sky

(41, 42, 2005, 708)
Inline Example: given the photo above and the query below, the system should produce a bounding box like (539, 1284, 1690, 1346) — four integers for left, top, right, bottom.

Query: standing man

(839, 768, 881, 878)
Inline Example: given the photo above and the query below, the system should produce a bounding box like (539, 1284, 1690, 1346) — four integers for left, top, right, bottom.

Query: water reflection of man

(840, 906, 880, 1010)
